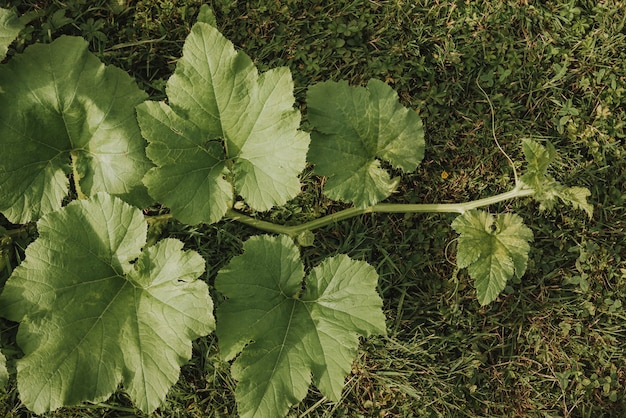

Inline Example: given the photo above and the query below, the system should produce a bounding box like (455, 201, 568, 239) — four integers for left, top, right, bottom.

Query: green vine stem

(0, 186, 535, 241)
(225, 185, 535, 238)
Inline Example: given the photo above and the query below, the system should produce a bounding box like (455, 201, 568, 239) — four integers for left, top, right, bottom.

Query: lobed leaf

(216, 235, 386, 418)
(520, 138, 593, 218)
(307, 79, 425, 208)
(0, 7, 23, 60)
(138, 101, 232, 225)
(452, 210, 533, 305)
(0, 193, 214, 414)
(138, 22, 310, 224)
(0, 36, 152, 224)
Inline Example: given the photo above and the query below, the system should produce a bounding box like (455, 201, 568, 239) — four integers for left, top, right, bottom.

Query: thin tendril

(476, 78, 519, 187)
(444, 237, 458, 266)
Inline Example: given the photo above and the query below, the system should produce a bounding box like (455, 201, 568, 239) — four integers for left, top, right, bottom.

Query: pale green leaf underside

(452, 210, 533, 305)
(520, 138, 593, 218)
(216, 235, 386, 418)
(137, 101, 232, 225)
(307, 79, 425, 208)
(0, 7, 23, 60)
(0, 36, 152, 224)
(0, 193, 214, 414)
(139, 22, 309, 224)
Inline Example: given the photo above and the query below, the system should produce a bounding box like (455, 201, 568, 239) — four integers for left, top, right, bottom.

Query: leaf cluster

(0, 4, 598, 417)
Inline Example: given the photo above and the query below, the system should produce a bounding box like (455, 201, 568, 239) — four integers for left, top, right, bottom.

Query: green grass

(0, 0, 625, 416)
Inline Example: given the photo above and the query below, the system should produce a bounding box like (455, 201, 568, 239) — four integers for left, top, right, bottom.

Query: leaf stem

(70, 151, 87, 200)
(225, 186, 535, 238)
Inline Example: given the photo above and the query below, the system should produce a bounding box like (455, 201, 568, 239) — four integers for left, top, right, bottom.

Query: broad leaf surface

(452, 210, 533, 305)
(0, 193, 214, 414)
(0, 7, 23, 60)
(138, 22, 310, 224)
(520, 138, 593, 218)
(0, 36, 152, 224)
(216, 235, 386, 418)
(138, 101, 232, 225)
(307, 79, 425, 208)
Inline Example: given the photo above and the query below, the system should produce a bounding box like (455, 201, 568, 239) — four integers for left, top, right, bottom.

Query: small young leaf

(520, 139, 593, 218)
(554, 186, 593, 216)
(452, 210, 533, 305)
(138, 22, 310, 224)
(296, 229, 315, 247)
(521, 138, 557, 178)
(0, 193, 214, 414)
(307, 79, 425, 208)
(0, 36, 152, 224)
(216, 235, 386, 418)
(0, 7, 23, 60)
(196, 4, 217, 26)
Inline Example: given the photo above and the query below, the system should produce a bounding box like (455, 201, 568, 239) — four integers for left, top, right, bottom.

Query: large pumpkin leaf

(137, 22, 310, 225)
(0, 7, 23, 60)
(0, 36, 152, 224)
(216, 235, 386, 418)
(307, 79, 425, 208)
(452, 210, 533, 305)
(138, 101, 232, 225)
(0, 193, 214, 414)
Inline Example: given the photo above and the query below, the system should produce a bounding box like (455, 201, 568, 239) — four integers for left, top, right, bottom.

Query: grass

(0, 0, 625, 416)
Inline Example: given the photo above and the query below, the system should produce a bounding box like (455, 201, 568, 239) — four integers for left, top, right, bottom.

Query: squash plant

(0, 6, 592, 417)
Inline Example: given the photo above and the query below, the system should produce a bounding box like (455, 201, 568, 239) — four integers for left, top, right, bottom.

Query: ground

(0, 0, 625, 416)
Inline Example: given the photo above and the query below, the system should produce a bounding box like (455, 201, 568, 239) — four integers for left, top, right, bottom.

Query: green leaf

(520, 139, 593, 218)
(452, 210, 533, 305)
(138, 22, 310, 224)
(0, 350, 7, 389)
(554, 186, 593, 216)
(0, 36, 152, 224)
(521, 138, 557, 178)
(307, 79, 425, 208)
(138, 101, 232, 225)
(296, 229, 315, 247)
(0, 7, 23, 60)
(196, 4, 217, 26)
(0, 193, 214, 414)
(216, 235, 386, 418)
